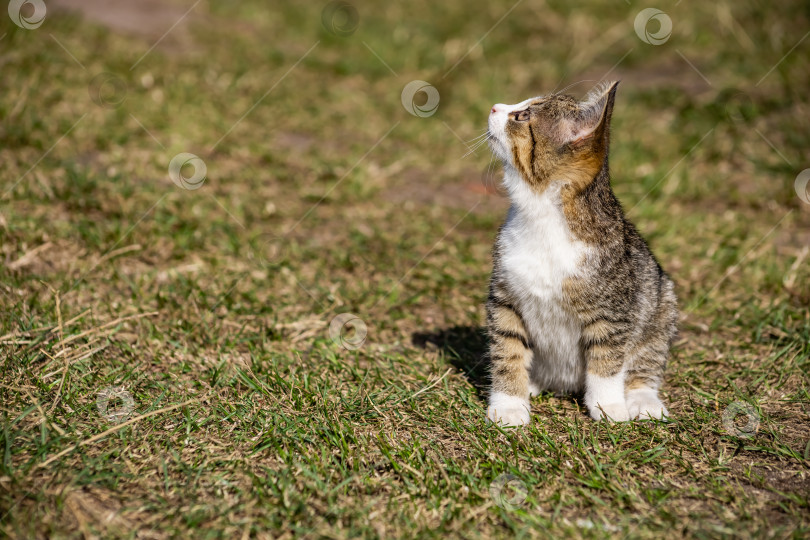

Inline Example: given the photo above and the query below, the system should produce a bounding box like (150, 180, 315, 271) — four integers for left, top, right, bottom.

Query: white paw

(487, 405, 530, 426)
(585, 372, 630, 422)
(487, 392, 530, 427)
(626, 389, 669, 421)
(589, 402, 630, 422)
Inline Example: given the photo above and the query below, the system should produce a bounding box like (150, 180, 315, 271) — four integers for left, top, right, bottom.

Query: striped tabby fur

(485, 81, 678, 425)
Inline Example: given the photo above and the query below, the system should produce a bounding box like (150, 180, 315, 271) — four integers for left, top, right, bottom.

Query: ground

(1, 0, 809, 538)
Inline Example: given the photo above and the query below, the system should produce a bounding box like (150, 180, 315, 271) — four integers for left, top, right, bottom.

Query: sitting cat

(484, 81, 678, 425)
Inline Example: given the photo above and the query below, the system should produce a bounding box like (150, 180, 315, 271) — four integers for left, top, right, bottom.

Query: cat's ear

(567, 81, 619, 149)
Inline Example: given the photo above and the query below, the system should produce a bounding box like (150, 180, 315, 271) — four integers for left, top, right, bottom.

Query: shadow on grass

(413, 327, 590, 417)
(411, 326, 489, 401)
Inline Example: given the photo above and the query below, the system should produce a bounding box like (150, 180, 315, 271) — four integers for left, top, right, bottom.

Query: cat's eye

(513, 109, 530, 122)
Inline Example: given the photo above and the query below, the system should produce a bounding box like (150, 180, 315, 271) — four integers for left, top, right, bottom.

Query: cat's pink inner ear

(568, 81, 619, 148)
(560, 115, 600, 148)
(568, 123, 598, 146)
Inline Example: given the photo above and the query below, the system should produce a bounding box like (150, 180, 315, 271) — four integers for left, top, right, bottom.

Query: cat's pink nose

(491, 105, 500, 114)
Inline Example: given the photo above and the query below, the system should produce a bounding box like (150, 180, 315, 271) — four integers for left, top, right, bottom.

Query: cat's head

(487, 81, 619, 194)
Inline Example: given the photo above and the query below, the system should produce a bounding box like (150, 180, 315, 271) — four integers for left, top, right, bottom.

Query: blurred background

(1, 0, 808, 537)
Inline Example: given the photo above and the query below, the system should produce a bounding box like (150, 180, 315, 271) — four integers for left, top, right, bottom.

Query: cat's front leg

(624, 336, 673, 420)
(584, 368, 629, 421)
(486, 286, 534, 427)
(581, 320, 631, 422)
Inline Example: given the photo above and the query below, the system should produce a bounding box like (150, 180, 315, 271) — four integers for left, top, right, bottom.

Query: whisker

(465, 130, 491, 144)
(554, 79, 597, 96)
(466, 134, 492, 152)
(461, 133, 493, 159)
(469, 136, 492, 150)
(464, 133, 490, 146)
(462, 145, 483, 159)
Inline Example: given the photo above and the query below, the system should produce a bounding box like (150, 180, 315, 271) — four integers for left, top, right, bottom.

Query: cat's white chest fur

(498, 174, 590, 394)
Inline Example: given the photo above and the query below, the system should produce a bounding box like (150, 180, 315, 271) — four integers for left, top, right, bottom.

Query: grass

(1, 0, 809, 537)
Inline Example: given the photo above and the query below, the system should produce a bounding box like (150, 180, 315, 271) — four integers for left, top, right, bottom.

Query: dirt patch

(577, 56, 715, 100)
(50, 0, 199, 41)
(382, 167, 509, 212)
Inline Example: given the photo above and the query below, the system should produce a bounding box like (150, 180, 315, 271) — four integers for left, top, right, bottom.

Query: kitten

(485, 81, 678, 425)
